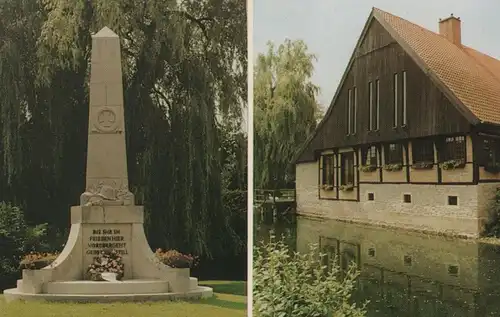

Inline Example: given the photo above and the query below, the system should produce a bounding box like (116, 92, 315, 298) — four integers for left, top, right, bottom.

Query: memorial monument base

(3, 205, 213, 303)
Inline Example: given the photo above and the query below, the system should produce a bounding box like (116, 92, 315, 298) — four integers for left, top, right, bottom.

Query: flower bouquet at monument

(155, 249, 199, 269)
(86, 249, 124, 281)
(19, 252, 59, 270)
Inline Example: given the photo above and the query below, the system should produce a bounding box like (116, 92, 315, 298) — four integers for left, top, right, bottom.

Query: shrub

(155, 249, 199, 268)
(253, 237, 367, 317)
(484, 188, 500, 237)
(0, 202, 48, 287)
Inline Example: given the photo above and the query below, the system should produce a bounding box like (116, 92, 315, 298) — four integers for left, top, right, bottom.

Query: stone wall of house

(296, 161, 500, 237)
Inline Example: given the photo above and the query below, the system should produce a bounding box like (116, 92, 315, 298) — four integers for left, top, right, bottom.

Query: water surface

(255, 210, 500, 317)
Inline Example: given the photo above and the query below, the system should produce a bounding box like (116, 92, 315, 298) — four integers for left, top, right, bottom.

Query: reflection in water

(255, 212, 500, 317)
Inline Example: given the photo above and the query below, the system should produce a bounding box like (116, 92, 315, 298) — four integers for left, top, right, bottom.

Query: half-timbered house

(294, 8, 500, 237)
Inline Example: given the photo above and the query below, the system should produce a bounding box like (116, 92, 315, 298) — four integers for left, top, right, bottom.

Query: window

(481, 138, 500, 166)
(393, 73, 398, 127)
(448, 265, 459, 276)
(375, 80, 380, 130)
(403, 194, 411, 203)
(361, 146, 377, 166)
(368, 82, 373, 131)
(368, 248, 375, 257)
(384, 143, 403, 165)
(367, 193, 375, 201)
(448, 196, 458, 206)
(347, 89, 352, 135)
(412, 138, 434, 164)
(340, 152, 355, 185)
(321, 155, 335, 186)
(441, 136, 466, 162)
(352, 87, 357, 134)
(402, 71, 407, 126)
(404, 255, 412, 266)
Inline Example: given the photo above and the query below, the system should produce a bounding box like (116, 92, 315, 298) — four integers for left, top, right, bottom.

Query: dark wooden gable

(297, 18, 471, 163)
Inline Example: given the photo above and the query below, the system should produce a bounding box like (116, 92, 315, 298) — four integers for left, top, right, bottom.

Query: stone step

(3, 285, 214, 303)
(16, 280, 23, 289)
(46, 279, 169, 295)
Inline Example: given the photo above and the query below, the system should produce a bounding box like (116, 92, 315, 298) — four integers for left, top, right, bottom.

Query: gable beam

(294, 10, 377, 163)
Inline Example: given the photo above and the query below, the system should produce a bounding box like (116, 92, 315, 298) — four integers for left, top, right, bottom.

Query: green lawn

(0, 280, 247, 317)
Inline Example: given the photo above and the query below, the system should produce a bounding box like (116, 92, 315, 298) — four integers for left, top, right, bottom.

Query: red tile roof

(374, 8, 500, 124)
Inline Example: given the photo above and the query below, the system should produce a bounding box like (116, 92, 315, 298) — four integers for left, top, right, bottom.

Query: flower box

(359, 165, 377, 173)
(383, 164, 403, 171)
(321, 184, 334, 191)
(411, 162, 434, 170)
(155, 249, 198, 269)
(168, 267, 191, 293)
(440, 159, 465, 170)
(339, 184, 354, 192)
(19, 252, 58, 270)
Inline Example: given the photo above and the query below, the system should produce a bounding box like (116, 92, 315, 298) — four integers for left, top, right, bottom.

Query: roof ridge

(373, 8, 441, 37)
(463, 47, 500, 84)
(375, 8, 500, 125)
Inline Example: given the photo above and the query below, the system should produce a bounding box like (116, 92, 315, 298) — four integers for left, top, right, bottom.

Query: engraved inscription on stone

(83, 224, 132, 278)
(86, 228, 128, 257)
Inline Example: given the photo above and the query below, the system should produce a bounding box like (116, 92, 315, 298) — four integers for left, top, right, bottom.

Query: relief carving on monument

(92, 107, 122, 133)
(80, 180, 134, 206)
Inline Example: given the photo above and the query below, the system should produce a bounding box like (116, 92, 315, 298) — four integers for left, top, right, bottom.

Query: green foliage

(484, 188, 500, 237)
(254, 39, 320, 189)
(0, 202, 48, 285)
(0, 0, 246, 263)
(253, 237, 367, 317)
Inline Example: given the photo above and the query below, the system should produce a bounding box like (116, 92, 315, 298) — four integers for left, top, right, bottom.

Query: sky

(253, 0, 500, 109)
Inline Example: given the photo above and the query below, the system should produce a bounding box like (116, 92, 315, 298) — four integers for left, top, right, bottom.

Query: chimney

(439, 13, 461, 46)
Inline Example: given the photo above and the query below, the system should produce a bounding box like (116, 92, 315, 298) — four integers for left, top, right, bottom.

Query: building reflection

(296, 217, 500, 317)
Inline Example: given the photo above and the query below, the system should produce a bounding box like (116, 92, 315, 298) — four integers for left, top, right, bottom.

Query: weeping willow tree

(254, 39, 320, 190)
(0, 0, 247, 261)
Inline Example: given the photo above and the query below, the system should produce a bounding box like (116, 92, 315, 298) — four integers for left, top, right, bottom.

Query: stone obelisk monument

(80, 26, 134, 208)
(3, 27, 212, 302)
(77, 26, 137, 279)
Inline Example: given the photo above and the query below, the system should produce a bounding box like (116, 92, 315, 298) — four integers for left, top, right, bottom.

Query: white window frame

(402, 71, 407, 126)
(368, 82, 373, 131)
(393, 73, 398, 127)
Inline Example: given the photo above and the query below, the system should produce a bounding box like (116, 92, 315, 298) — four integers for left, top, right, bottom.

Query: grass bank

(0, 280, 246, 317)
